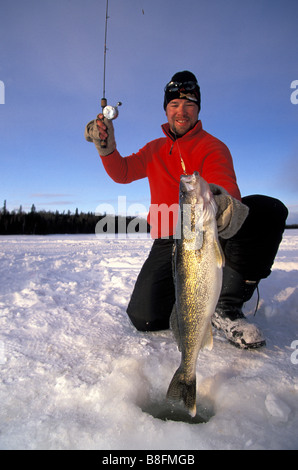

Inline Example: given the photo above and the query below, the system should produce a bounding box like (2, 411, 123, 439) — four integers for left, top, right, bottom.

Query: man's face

(166, 99, 199, 137)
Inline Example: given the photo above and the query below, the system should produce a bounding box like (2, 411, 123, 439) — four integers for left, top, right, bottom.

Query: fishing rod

(100, 0, 122, 148)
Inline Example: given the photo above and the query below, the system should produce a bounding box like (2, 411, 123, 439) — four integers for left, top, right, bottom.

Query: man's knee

(127, 312, 170, 332)
(241, 195, 288, 230)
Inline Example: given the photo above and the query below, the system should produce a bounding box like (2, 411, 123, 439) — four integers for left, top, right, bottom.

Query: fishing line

(102, 0, 108, 103)
(169, 129, 187, 175)
(100, 0, 122, 147)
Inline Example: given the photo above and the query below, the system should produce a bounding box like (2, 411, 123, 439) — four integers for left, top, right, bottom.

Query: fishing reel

(101, 98, 122, 120)
(100, 97, 122, 148)
(103, 102, 122, 120)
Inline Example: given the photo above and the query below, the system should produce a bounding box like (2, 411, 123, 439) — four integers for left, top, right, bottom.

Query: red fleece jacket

(100, 120, 241, 238)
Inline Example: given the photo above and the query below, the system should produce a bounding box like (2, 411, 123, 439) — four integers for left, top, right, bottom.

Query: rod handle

(100, 98, 108, 148)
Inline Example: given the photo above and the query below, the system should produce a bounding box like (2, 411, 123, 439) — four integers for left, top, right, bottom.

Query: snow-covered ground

(0, 231, 297, 450)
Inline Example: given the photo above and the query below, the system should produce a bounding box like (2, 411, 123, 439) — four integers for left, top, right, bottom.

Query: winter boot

(212, 265, 266, 349)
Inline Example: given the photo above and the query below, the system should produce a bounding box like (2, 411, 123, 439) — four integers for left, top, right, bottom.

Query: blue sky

(1, 0, 297, 223)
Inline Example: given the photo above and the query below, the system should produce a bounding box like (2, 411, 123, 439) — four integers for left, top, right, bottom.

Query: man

(85, 71, 288, 349)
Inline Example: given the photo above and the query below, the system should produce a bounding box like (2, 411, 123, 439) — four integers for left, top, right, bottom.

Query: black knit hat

(164, 71, 201, 111)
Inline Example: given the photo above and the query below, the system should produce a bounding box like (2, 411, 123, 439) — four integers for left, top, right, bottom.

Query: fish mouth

(180, 172, 199, 192)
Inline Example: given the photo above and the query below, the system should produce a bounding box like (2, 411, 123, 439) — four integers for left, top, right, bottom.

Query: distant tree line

(0, 200, 296, 235)
(0, 200, 150, 235)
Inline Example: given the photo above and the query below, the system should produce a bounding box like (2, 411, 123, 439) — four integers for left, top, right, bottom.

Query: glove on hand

(209, 184, 249, 239)
(84, 118, 116, 157)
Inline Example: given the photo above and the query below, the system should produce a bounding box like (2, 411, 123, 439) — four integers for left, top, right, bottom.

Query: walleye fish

(167, 171, 224, 417)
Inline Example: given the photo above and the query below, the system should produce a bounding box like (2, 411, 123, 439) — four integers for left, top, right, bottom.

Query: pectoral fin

(214, 239, 225, 268)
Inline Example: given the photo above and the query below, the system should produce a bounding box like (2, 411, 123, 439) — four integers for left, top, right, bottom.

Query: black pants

(126, 195, 288, 331)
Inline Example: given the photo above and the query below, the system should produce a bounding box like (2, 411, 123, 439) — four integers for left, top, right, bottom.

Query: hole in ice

(141, 396, 215, 424)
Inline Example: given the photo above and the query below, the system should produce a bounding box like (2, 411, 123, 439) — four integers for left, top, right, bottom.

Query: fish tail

(166, 368, 196, 417)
